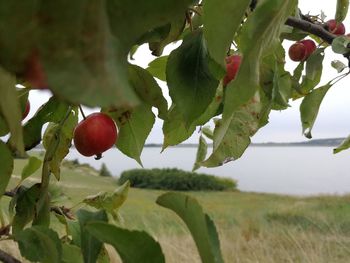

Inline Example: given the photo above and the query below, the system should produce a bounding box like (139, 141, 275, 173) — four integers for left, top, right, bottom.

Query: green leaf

(1, 89, 28, 138)
(83, 181, 130, 220)
(194, 83, 224, 126)
(42, 108, 78, 180)
(192, 135, 208, 171)
(331, 60, 347, 73)
(23, 96, 71, 150)
(67, 220, 82, 247)
(191, 5, 203, 30)
(280, 26, 308, 41)
(149, 17, 186, 56)
(62, 243, 84, 263)
(97, 247, 111, 263)
(162, 83, 222, 151)
(129, 45, 139, 60)
(32, 191, 51, 228)
(162, 85, 221, 151)
(299, 49, 325, 94)
(334, 135, 350, 154)
(272, 61, 292, 110)
(203, 92, 269, 167)
(167, 29, 219, 126)
(108, 103, 155, 165)
(0, 2, 39, 72)
(18, 88, 30, 115)
(202, 126, 214, 140)
(77, 209, 108, 263)
(332, 36, 350, 54)
(162, 105, 196, 150)
(38, 1, 139, 108)
(157, 192, 224, 263)
(137, 24, 171, 46)
(225, 0, 296, 115)
(0, 114, 9, 136)
(16, 226, 62, 263)
(203, 0, 251, 75)
(0, 67, 24, 154)
(291, 61, 305, 93)
(300, 83, 332, 139)
(21, 156, 42, 181)
(128, 64, 168, 119)
(12, 184, 40, 235)
(336, 0, 349, 22)
(86, 222, 165, 263)
(0, 141, 13, 197)
(107, 0, 197, 51)
(147, 56, 168, 81)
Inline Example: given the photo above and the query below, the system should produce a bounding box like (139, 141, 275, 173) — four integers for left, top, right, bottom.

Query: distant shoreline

(144, 137, 346, 148)
(34, 137, 346, 150)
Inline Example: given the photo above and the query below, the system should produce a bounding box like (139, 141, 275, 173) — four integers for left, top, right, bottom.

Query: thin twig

(4, 191, 15, 198)
(50, 206, 75, 220)
(78, 105, 86, 120)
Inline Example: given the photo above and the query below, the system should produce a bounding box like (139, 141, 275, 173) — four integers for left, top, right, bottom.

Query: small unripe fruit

(22, 101, 30, 120)
(223, 55, 242, 86)
(299, 39, 316, 59)
(326, 19, 345, 35)
(288, 42, 306, 61)
(74, 113, 118, 158)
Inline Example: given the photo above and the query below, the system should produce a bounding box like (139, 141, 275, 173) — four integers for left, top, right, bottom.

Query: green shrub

(118, 168, 237, 191)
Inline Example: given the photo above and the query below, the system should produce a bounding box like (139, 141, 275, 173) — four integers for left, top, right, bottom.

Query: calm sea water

(66, 146, 350, 196)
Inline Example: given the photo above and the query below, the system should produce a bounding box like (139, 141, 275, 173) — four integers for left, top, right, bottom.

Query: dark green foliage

(100, 163, 112, 177)
(118, 168, 237, 191)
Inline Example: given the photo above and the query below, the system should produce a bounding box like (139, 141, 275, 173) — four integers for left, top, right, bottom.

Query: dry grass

(2, 157, 350, 262)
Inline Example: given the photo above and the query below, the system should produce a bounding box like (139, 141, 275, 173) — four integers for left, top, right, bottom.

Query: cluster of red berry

(288, 19, 346, 62)
(288, 39, 316, 62)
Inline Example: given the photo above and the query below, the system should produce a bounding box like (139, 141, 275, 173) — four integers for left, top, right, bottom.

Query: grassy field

(2, 156, 350, 262)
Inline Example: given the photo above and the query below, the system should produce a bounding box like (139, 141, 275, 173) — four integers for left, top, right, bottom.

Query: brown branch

(0, 249, 21, 263)
(50, 206, 75, 220)
(285, 16, 336, 44)
(4, 191, 15, 198)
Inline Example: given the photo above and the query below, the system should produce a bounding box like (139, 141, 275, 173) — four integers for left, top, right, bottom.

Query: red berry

(22, 101, 30, 120)
(299, 39, 316, 59)
(73, 113, 118, 157)
(223, 55, 242, 86)
(288, 42, 306, 62)
(24, 51, 49, 89)
(326, 19, 345, 35)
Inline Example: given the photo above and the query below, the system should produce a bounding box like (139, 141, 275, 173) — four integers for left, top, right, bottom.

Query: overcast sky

(27, 1, 350, 143)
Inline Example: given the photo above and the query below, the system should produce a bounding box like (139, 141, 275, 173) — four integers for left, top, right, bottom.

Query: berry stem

(79, 105, 87, 120)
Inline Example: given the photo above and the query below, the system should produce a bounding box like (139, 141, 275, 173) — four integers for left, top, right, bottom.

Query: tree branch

(4, 191, 15, 198)
(50, 206, 75, 220)
(0, 249, 21, 263)
(285, 16, 336, 44)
